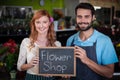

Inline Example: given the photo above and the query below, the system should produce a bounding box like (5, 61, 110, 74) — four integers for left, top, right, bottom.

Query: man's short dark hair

(75, 3, 95, 16)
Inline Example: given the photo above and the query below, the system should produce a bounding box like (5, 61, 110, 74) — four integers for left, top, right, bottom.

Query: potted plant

(53, 9, 63, 21)
(0, 39, 19, 74)
(52, 9, 64, 30)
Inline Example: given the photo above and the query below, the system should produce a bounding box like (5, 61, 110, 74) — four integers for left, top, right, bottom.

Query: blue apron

(70, 38, 107, 80)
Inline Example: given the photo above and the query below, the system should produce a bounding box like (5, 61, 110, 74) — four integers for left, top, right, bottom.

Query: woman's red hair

(29, 10, 56, 48)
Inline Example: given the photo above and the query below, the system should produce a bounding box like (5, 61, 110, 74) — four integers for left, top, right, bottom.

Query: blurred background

(0, 0, 120, 80)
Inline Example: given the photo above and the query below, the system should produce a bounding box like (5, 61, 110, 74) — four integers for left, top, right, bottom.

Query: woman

(17, 10, 61, 80)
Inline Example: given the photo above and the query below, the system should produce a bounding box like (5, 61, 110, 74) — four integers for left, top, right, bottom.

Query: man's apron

(70, 38, 107, 80)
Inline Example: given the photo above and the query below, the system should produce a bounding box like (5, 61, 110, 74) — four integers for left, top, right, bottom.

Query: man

(66, 3, 118, 80)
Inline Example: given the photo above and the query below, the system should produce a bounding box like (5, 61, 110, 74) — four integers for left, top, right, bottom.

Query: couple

(17, 3, 118, 80)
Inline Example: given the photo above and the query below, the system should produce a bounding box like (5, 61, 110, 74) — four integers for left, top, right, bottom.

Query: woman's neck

(37, 33, 47, 41)
(36, 34, 48, 47)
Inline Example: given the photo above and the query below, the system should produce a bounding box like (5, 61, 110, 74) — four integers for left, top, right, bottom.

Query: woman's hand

(28, 56, 39, 68)
(20, 56, 39, 71)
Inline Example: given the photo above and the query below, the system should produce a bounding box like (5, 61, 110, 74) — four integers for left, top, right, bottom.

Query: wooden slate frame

(38, 47, 76, 77)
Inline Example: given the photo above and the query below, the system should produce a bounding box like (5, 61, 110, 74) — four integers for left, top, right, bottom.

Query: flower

(116, 43, 120, 47)
(0, 39, 19, 72)
(50, 17, 54, 23)
(115, 42, 120, 56)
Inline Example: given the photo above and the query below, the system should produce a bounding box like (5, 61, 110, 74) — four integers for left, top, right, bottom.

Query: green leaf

(5, 54, 16, 71)
(0, 47, 8, 55)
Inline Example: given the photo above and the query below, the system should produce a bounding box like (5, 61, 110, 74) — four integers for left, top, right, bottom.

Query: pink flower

(3, 39, 17, 54)
(0, 39, 18, 71)
(50, 17, 54, 23)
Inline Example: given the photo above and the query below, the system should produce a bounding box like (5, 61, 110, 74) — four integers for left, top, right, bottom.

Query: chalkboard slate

(39, 47, 76, 76)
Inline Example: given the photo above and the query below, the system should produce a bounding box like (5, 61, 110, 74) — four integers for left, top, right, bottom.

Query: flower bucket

(10, 70, 16, 79)
(53, 21, 58, 31)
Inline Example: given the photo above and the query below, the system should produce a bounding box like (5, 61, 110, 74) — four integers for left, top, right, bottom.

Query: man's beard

(76, 22, 93, 31)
